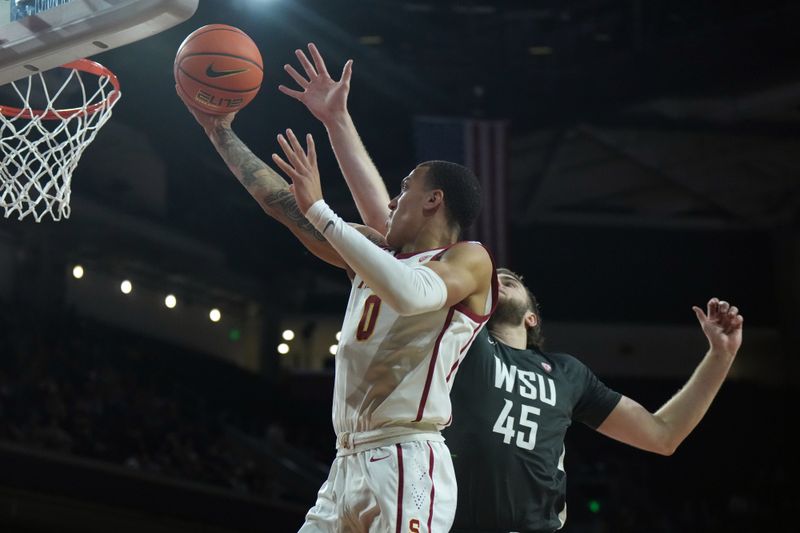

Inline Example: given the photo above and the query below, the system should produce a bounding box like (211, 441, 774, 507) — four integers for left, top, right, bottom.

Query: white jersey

(332, 243, 497, 441)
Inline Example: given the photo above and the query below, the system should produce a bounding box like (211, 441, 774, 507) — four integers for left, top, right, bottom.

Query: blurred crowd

(0, 307, 288, 499)
(0, 306, 791, 531)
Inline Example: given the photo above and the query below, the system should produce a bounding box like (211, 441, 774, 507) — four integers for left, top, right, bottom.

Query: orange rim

(0, 59, 121, 120)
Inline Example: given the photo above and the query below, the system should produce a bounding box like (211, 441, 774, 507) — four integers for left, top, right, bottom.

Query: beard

(488, 297, 529, 329)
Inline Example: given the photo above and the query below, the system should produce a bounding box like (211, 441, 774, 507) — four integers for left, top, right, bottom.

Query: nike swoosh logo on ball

(205, 64, 248, 78)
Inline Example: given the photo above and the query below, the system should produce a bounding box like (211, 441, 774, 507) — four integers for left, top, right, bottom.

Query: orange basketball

(174, 24, 263, 115)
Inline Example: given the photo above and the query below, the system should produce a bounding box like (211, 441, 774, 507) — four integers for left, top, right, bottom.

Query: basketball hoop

(0, 59, 121, 222)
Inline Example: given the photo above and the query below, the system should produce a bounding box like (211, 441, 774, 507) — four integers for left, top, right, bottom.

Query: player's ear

(524, 311, 538, 328)
(426, 189, 444, 209)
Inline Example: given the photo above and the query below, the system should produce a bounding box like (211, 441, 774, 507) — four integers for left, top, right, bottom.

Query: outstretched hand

(272, 129, 322, 214)
(693, 298, 743, 359)
(175, 85, 235, 135)
(278, 43, 353, 125)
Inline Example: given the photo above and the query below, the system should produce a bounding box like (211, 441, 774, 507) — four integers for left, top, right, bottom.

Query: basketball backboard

(0, 0, 199, 85)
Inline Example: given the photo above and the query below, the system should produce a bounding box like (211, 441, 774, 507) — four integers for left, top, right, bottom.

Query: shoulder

(539, 349, 597, 378)
(540, 349, 581, 366)
(439, 241, 493, 271)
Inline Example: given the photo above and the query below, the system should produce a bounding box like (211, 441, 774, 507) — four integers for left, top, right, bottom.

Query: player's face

(385, 166, 430, 249)
(491, 273, 531, 326)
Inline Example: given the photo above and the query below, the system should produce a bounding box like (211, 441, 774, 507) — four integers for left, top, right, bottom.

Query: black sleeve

(571, 359, 622, 429)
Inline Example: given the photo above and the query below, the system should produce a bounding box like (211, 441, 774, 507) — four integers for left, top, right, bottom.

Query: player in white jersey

(335, 244, 494, 439)
(177, 51, 496, 531)
(307, 241, 495, 533)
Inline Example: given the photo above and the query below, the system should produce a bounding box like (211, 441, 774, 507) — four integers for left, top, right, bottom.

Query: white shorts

(298, 440, 457, 533)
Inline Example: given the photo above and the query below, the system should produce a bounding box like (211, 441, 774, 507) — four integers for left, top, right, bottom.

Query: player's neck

(399, 222, 460, 253)
(488, 323, 528, 350)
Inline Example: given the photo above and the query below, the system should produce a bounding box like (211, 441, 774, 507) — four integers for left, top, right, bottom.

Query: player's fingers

(283, 65, 309, 88)
(728, 305, 739, 318)
(271, 153, 301, 182)
(307, 134, 317, 167)
(308, 43, 330, 78)
(718, 300, 730, 314)
(285, 129, 309, 165)
(276, 134, 303, 169)
(692, 306, 707, 323)
(341, 60, 353, 85)
(295, 49, 317, 79)
(708, 297, 719, 316)
(724, 313, 744, 335)
(278, 85, 304, 100)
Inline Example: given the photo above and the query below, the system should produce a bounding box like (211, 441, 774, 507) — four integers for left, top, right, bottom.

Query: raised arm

(273, 130, 493, 316)
(596, 298, 743, 455)
(279, 43, 391, 233)
(176, 87, 380, 269)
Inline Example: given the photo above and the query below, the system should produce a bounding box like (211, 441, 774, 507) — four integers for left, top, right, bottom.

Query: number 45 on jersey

(493, 399, 540, 451)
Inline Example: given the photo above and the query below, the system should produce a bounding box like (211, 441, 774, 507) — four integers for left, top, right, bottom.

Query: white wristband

(306, 200, 448, 316)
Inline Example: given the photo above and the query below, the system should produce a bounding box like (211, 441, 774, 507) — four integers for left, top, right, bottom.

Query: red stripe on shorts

(396, 443, 404, 533)
(427, 442, 436, 531)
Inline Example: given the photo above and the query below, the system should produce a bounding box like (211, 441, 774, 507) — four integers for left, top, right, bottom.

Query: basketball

(174, 24, 263, 115)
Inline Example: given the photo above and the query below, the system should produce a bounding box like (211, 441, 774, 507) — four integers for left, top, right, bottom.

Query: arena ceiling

(87, 0, 799, 230)
(4, 0, 799, 325)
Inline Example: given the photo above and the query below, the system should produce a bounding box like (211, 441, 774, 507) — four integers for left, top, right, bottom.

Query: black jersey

(443, 328, 622, 532)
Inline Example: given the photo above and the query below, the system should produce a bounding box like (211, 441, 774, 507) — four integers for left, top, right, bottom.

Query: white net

(0, 59, 120, 222)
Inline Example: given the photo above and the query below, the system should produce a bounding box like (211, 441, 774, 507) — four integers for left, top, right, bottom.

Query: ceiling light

(120, 280, 132, 294)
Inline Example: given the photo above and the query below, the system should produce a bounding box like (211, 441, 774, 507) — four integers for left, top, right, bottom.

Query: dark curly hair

(418, 160, 481, 234)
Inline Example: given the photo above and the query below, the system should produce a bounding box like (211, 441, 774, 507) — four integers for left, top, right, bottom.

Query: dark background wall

(1, 0, 798, 531)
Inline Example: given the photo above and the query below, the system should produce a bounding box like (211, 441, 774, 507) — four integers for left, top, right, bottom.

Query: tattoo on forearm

(264, 190, 326, 241)
(211, 127, 324, 241)
(212, 127, 276, 189)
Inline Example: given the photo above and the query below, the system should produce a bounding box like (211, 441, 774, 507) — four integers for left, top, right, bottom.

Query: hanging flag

(413, 116, 509, 266)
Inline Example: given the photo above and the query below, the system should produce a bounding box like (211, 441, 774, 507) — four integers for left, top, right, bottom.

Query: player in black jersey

(270, 44, 744, 533)
(443, 268, 743, 532)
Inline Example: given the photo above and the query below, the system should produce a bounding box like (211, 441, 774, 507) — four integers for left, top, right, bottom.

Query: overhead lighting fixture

(164, 294, 177, 309)
(120, 280, 133, 294)
(282, 329, 295, 341)
(278, 343, 290, 355)
(528, 46, 553, 56)
(209, 308, 222, 322)
(359, 35, 383, 45)
(72, 265, 84, 279)
(329, 344, 338, 355)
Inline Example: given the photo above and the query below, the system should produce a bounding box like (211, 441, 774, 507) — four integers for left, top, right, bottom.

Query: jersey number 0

(356, 294, 382, 340)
